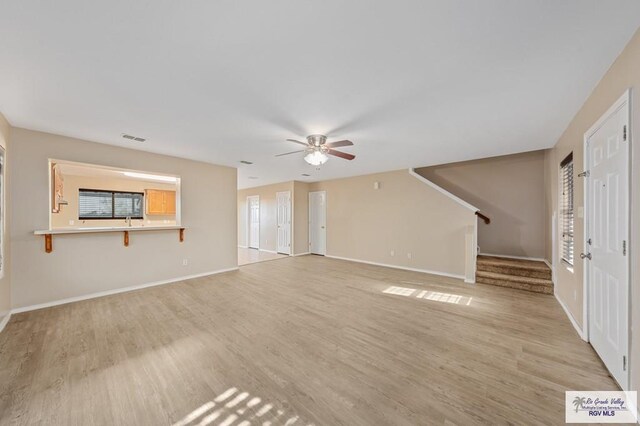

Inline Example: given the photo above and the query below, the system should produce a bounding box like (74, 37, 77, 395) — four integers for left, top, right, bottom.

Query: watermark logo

(566, 391, 637, 423)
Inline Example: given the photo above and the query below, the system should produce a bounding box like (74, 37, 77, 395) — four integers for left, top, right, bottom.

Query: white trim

(479, 252, 548, 263)
(325, 255, 466, 281)
(292, 252, 311, 257)
(408, 168, 479, 212)
(259, 249, 278, 254)
(581, 88, 631, 391)
(464, 278, 476, 284)
(0, 312, 10, 334)
(238, 245, 248, 249)
(11, 267, 239, 314)
(554, 292, 586, 341)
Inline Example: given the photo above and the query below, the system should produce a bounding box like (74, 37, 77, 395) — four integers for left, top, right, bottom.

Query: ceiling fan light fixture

(304, 150, 329, 166)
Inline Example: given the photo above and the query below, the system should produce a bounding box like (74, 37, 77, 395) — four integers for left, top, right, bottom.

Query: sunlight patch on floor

(382, 286, 416, 296)
(383, 286, 472, 305)
(173, 386, 313, 426)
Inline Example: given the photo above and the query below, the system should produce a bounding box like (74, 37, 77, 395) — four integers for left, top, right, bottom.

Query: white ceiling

(1, 1, 639, 189)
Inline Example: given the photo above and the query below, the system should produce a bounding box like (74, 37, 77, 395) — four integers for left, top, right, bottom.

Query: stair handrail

(476, 211, 491, 224)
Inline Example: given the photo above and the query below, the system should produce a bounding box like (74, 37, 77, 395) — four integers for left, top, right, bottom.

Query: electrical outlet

(182, 259, 188, 266)
(407, 252, 412, 259)
(69, 220, 74, 225)
(390, 250, 395, 257)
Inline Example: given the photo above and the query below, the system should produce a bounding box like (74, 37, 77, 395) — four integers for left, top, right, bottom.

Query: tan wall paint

(0, 112, 10, 323)
(238, 182, 294, 253)
(10, 128, 237, 309)
(416, 150, 546, 259)
(51, 174, 176, 229)
(308, 169, 476, 278)
(293, 181, 310, 255)
(545, 28, 640, 392)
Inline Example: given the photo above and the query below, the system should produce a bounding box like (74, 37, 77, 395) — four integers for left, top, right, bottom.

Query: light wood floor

(0, 256, 618, 425)
(238, 247, 289, 266)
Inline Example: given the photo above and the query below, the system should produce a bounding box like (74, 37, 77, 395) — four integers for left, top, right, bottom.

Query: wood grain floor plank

(0, 256, 619, 425)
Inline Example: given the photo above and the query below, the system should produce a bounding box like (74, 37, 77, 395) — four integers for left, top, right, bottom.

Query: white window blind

(79, 189, 143, 219)
(560, 153, 574, 266)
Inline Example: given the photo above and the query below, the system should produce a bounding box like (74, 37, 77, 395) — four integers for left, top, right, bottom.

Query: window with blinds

(560, 153, 574, 266)
(79, 189, 144, 219)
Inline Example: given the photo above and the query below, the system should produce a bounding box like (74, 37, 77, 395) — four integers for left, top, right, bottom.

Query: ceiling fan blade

(327, 149, 355, 160)
(325, 140, 353, 148)
(286, 138, 309, 147)
(275, 149, 306, 157)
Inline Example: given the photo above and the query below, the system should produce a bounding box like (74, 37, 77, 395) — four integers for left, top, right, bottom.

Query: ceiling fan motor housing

(307, 134, 327, 147)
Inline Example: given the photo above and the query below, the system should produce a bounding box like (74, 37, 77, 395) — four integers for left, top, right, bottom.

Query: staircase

(476, 255, 553, 294)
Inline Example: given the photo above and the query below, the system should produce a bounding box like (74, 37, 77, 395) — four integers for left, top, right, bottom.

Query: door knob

(321, 226, 325, 229)
(580, 253, 592, 260)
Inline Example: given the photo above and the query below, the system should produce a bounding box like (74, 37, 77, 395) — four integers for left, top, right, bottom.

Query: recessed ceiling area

(1, 1, 639, 189)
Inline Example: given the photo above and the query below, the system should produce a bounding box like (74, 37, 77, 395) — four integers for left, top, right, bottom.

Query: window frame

(560, 153, 574, 267)
(78, 188, 144, 220)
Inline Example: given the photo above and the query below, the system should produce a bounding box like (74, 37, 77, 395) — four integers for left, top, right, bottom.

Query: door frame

(582, 88, 631, 389)
(309, 190, 327, 255)
(276, 190, 292, 255)
(247, 195, 260, 249)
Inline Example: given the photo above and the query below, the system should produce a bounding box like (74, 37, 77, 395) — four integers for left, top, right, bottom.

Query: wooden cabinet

(164, 191, 176, 215)
(146, 190, 177, 215)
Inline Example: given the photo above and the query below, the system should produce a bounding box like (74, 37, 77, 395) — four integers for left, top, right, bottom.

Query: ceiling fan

(276, 134, 355, 166)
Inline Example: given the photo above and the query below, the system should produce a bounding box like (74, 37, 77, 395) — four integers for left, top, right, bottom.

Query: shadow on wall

(416, 150, 546, 258)
(427, 172, 528, 255)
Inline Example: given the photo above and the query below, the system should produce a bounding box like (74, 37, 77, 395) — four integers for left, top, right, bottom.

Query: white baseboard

(464, 278, 476, 284)
(479, 252, 547, 262)
(259, 249, 278, 254)
(554, 292, 586, 341)
(11, 267, 239, 314)
(325, 255, 465, 281)
(0, 312, 11, 334)
(292, 252, 311, 257)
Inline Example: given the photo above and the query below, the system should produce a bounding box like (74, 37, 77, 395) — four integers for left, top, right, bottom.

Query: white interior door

(585, 92, 629, 389)
(276, 191, 291, 255)
(248, 196, 260, 249)
(309, 191, 326, 255)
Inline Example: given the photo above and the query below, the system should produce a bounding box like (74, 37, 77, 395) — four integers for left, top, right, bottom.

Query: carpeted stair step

(476, 270, 553, 294)
(477, 256, 551, 280)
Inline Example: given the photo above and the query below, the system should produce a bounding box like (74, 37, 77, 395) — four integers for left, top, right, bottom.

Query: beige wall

(238, 181, 294, 252)
(309, 169, 476, 278)
(0, 112, 10, 324)
(10, 128, 237, 309)
(545, 28, 640, 392)
(416, 150, 546, 259)
(293, 181, 310, 255)
(51, 174, 176, 229)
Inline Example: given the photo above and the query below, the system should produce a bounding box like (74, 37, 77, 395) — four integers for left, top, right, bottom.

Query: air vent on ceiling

(301, 174, 311, 177)
(240, 160, 253, 165)
(122, 134, 146, 142)
(248, 176, 259, 180)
